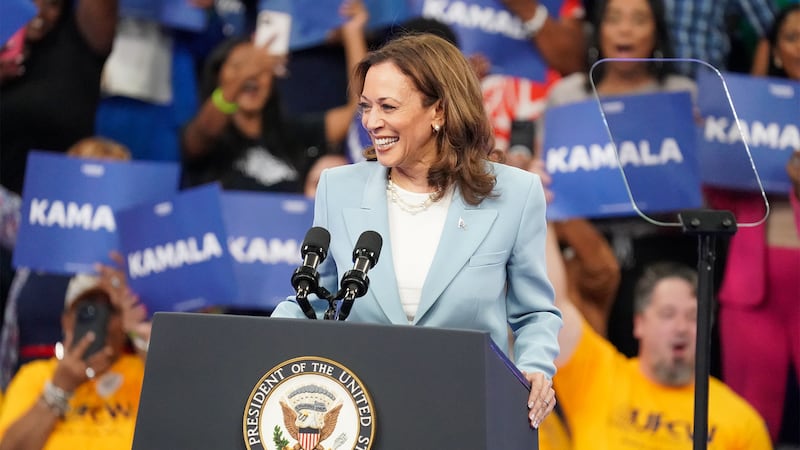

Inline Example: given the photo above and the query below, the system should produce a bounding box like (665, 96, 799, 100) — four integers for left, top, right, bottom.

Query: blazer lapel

(413, 190, 497, 324)
(341, 165, 407, 324)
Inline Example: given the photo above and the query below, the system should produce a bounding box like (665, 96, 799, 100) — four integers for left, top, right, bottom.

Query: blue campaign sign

(264, 0, 410, 51)
(221, 191, 313, 311)
(119, 0, 208, 31)
(160, 0, 208, 31)
(543, 92, 702, 221)
(365, 0, 410, 29)
(407, 0, 552, 81)
(215, 0, 248, 37)
(287, 0, 343, 51)
(346, 118, 371, 163)
(119, 0, 159, 21)
(1, 0, 36, 44)
(13, 151, 180, 274)
(697, 71, 799, 193)
(117, 184, 238, 314)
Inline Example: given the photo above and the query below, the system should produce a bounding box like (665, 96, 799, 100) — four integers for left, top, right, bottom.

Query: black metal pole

(678, 210, 737, 450)
(692, 234, 715, 450)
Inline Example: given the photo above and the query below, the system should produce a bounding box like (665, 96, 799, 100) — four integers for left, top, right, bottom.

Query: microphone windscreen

(355, 230, 383, 262)
(304, 226, 331, 250)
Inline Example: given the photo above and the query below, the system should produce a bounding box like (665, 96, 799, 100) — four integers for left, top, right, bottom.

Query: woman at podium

(272, 32, 561, 429)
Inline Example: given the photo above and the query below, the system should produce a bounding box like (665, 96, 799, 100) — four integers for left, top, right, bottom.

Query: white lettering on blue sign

(216, 0, 243, 14)
(422, 0, 525, 39)
(546, 138, 684, 173)
(704, 116, 800, 149)
(228, 237, 302, 265)
(127, 232, 224, 279)
(28, 199, 115, 232)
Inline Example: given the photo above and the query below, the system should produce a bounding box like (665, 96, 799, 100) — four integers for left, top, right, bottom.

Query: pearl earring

(432, 124, 441, 133)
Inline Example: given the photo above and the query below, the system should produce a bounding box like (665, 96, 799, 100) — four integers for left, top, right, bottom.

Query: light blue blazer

(272, 161, 562, 377)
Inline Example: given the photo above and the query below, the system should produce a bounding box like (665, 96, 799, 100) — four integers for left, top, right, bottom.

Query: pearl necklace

(386, 172, 438, 214)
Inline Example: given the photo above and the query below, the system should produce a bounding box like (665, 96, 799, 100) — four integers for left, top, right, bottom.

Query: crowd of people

(0, 0, 798, 448)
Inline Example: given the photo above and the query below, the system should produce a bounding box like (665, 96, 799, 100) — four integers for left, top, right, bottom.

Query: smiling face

(359, 62, 442, 178)
(599, 0, 656, 73)
(633, 277, 697, 386)
(776, 9, 800, 80)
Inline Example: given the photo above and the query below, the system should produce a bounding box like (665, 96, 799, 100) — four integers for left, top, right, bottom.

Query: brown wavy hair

(352, 33, 497, 206)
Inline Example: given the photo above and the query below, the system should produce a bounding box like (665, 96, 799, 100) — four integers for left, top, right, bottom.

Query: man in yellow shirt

(0, 265, 149, 450)
(541, 227, 771, 450)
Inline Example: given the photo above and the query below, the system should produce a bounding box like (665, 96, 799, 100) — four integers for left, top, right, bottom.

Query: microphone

(337, 231, 382, 321)
(291, 226, 330, 319)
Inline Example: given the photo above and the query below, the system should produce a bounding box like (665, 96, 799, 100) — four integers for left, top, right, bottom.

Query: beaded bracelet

(41, 380, 72, 417)
(211, 87, 238, 115)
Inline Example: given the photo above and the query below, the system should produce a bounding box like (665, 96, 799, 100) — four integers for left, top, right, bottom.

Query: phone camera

(76, 302, 98, 322)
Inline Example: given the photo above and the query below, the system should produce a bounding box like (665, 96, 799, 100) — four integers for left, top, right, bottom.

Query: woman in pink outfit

(708, 5, 800, 443)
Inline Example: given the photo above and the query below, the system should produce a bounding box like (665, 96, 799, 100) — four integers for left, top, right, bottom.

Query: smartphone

(253, 9, 291, 55)
(508, 120, 536, 157)
(72, 297, 111, 360)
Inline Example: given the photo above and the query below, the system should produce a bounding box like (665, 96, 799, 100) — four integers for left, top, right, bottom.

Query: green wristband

(212, 87, 238, 115)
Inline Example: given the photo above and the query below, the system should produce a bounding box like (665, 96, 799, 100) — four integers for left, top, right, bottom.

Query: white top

(387, 184, 453, 323)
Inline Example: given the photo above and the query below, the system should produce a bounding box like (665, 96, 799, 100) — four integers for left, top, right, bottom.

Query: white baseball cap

(64, 274, 103, 309)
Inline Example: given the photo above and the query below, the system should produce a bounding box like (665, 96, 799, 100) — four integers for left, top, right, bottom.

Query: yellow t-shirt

(538, 408, 573, 450)
(0, 354, 144, 450)
(553, 320, 771, 450)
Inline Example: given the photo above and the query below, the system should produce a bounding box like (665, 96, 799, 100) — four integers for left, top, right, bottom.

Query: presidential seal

(243, 356, 375, 450)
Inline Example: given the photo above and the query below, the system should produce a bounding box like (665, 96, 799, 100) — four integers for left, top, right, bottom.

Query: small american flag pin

(458, 217, 466, 229)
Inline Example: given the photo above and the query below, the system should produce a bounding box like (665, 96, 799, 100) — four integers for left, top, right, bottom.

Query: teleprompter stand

(678, 209, 737, 450)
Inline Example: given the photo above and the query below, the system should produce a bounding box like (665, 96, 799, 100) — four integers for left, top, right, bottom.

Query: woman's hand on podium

(524, 371, 555, 429)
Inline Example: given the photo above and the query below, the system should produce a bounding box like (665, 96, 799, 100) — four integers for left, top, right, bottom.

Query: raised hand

(95, 252, 151, 353)
(218, 42, 284, 103)
(340, 0, 369, 34)
(53, 330, 114, 393)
